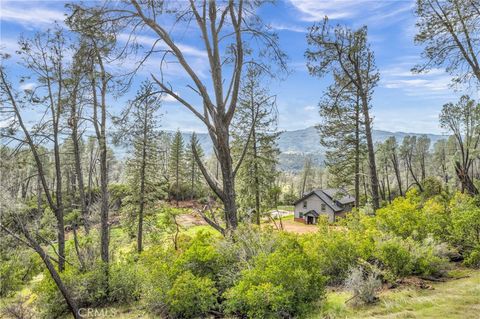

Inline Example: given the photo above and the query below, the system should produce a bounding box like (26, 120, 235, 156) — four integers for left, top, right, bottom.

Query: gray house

(293, 189, 355, 224)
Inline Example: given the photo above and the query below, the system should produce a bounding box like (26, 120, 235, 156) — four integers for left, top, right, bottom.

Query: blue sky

(1, 0, 477, 135)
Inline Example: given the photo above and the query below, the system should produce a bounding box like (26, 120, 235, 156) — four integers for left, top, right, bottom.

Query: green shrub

(303, 231, 363, 284)
(175, 231, 224, 279)
(0, 259, 24, 297)
(375, 191, 428, 240)
(375, 237, 413, 278)
(375, 236, 449, 279)
(410, 237, 450, 277)
(449, 193, 480, 255)
(35, 263, 108, 318)
(224, 248, 326, 318)
(464, 246, 480, 268)
(34, 270, 69, 318)
(166, 271, 217, 318)
(109, 260, 142, 304)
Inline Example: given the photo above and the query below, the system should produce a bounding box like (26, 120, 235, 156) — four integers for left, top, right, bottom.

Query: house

(293, 189, 355, 224)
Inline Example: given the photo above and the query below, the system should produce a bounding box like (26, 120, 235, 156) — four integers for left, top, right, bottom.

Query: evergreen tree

(232, 67, 280, 225)
(185, 133, 206, 200)
(307, 18, 381, 210)
(317, 74, 366, 207)
(113, 82, 164, 252)
(169, 130, 186, 205)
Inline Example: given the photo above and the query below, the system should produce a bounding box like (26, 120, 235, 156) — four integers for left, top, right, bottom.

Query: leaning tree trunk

(391, 153, 403, 196)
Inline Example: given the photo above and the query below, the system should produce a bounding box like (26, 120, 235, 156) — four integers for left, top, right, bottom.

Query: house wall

(294, 194, 335, 222)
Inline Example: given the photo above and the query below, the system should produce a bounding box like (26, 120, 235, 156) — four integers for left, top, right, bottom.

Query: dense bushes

(302, 230, 364, 284)
(17, 190, 480, 318)
(224, 249, 326, 318)
(167, 271, 218, 318)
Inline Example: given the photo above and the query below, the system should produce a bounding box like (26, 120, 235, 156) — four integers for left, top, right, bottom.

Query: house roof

(304, 210, 319, 217)
(294, 188, 355, 212)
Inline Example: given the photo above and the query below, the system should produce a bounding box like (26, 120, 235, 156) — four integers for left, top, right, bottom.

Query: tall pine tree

(113, 82, 164, 252)
(232, 67, 280, 225)
(168, 130, 186, 206)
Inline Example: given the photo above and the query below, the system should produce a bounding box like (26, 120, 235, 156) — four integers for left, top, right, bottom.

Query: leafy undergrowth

(310, 268, 480, 319)
(52, 268, 480, 319)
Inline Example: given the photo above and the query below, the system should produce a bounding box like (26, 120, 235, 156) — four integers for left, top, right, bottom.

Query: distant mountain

(274, 127, 447, 171)
(161, 127, 448, 172)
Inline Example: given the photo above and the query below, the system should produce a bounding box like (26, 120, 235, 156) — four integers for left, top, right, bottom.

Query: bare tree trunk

(407, 155, 424, 192)
(71, 88, 90, 233)
(250, 96, 261, 225)
(72, 224, 86, 270)
(360, 95, 380, 210)
(385, 164, 391, 203)
(354, 100, 360, 208)
(391, 152, 403, 196)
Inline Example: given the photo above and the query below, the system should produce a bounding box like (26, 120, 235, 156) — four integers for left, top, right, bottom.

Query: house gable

(294, 192, 335, 222)
(294, 188, 355, 223)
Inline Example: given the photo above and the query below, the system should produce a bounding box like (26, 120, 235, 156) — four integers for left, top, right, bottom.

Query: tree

(1, 29, 70, 271)
(376, 141, 392, 203)
(440, 95, 480, 195)
(400, 136, 424, 192)
(306, 18, 381, 210)
(416, 135, 431, 183)
(317, 73, 365, 207)
(185, 133, 205, 200)
(169, 131, 186, 206)
(232, 66, 280, 224)
(433, 139, 451, 184)
(67, 7, 123, 267)
(300, 156, 313, 197)
(76, 0, 286, 231)
(1, 56, 81, 317)
(114, 82, 163, 253)
(385, 137, 404, 196)
(67, 41, 91, 233)
(414, 0, 480, 85)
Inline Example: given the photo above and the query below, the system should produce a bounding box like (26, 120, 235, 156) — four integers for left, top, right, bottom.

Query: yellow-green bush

(224, 244, 326, 318)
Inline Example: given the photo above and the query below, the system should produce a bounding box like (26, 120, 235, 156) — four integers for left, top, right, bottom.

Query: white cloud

(381, 65, 454, 98)
(288, 0, 413, 26)
(0, 4, 65, 28)
(117, 33, 207, 59)
(270, 22, 306, 33)
(304, 105, 316, 111)
(162, 94, 179, 103)
(20, 82, 36, 91)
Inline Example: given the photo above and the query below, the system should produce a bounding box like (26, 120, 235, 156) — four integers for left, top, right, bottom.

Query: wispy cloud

(270, 22, 306, 33)
(0, 3, 65, 28)
(288, 0, 414, 27)
(117, 33, 207, 59)
(381, 65, 454, 98)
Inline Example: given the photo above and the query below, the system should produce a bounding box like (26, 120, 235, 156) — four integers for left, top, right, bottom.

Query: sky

(1, 0, 477, 135)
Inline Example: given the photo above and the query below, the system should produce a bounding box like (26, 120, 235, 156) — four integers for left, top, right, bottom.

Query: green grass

(310, 269, 480, 319)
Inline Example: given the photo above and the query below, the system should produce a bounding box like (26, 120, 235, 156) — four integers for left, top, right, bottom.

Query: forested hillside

(168, 128, 448, 172)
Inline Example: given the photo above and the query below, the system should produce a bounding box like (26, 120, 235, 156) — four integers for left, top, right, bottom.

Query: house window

(321, 203, 326, 212)
(303, 201, 307, 208)
(299, 213, 303, 218)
